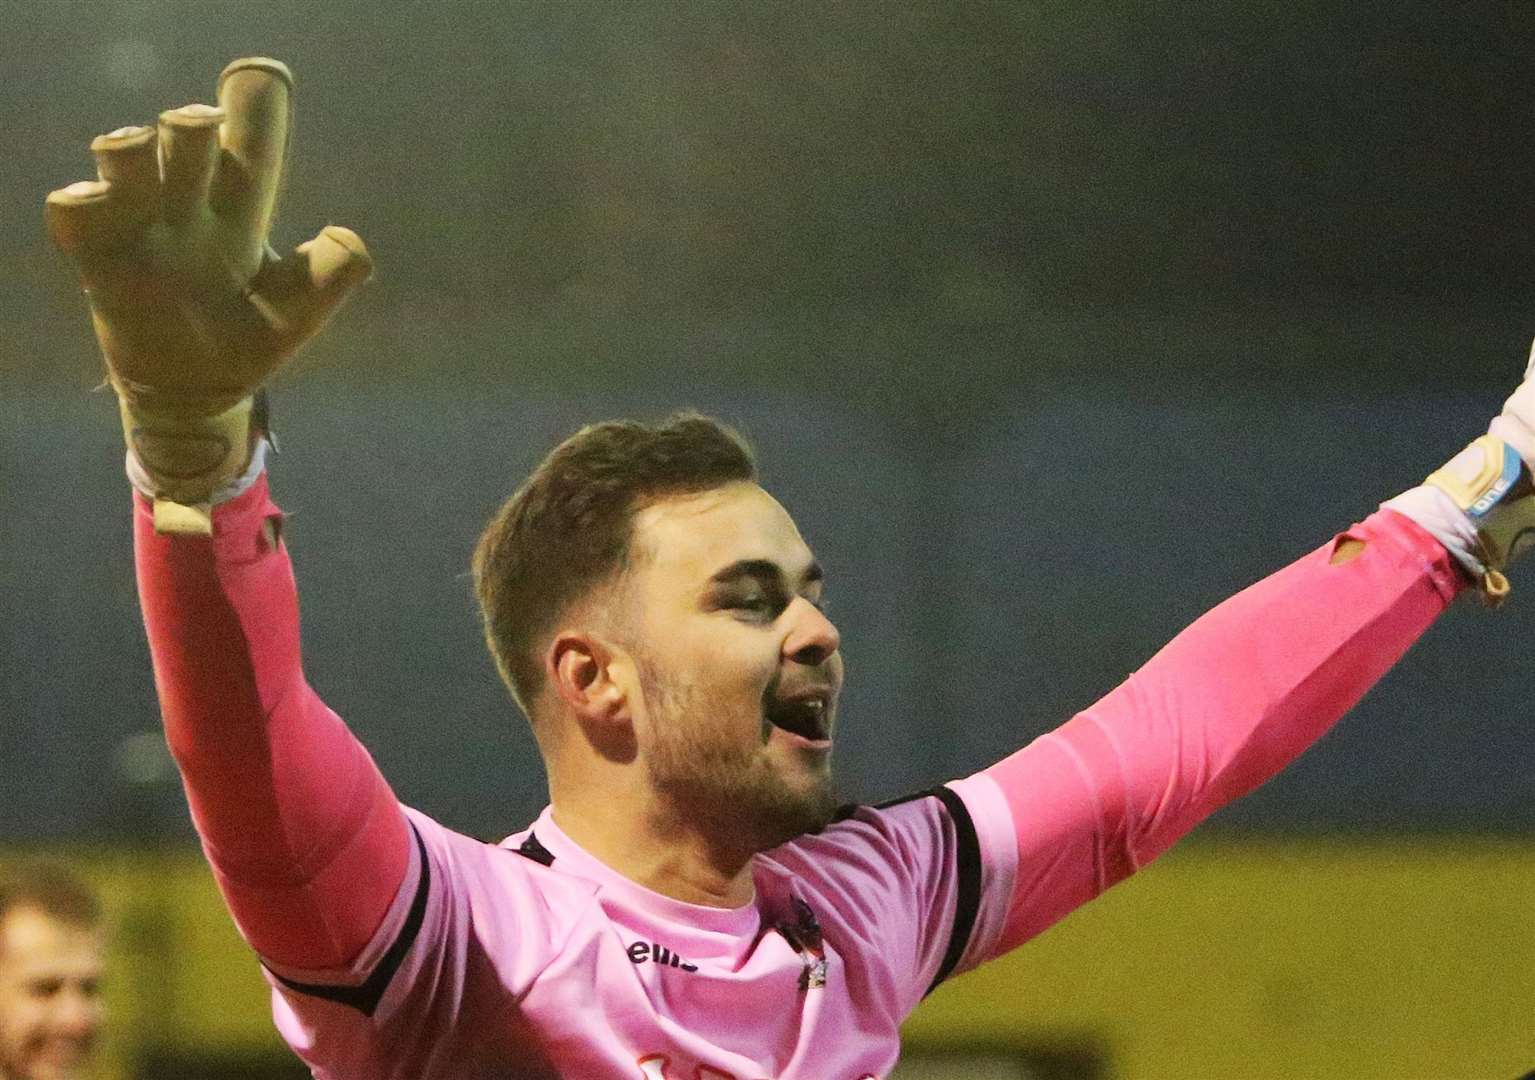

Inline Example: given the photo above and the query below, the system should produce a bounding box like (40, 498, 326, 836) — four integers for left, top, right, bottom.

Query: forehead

(0, 908, 101, 978)
(631, 483, 812, 580)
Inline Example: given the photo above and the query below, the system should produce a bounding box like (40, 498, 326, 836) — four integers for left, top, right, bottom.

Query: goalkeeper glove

(1385, 341, 1535, 606)
(45, 57, 371, 534)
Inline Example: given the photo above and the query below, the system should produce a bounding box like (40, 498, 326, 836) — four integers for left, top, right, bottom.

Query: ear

(547, 630, 630, 724)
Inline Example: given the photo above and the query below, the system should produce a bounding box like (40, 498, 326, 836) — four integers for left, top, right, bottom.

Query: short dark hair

(0, 863, 101, 932)
(472, 412, 757, 713)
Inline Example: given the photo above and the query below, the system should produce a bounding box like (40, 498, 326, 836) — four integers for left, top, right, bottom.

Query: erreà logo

(627, 940, 699, 973)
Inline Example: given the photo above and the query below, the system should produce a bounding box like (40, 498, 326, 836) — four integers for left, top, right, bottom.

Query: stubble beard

(640, 659, 839, 855)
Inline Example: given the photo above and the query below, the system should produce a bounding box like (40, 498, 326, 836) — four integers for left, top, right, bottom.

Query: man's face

(622, 482, 845, 853)
(0, 908, 102, 1080)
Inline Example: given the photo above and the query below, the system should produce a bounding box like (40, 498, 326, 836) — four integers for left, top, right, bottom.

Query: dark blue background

(5, 1, 1533, 839)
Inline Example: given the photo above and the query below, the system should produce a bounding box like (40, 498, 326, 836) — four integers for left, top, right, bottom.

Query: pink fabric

(134, 477, 410, 969)
(136, 474, 1462, 1077)
(981, 509, 1463, 954)
(264, 801, 985, 1079)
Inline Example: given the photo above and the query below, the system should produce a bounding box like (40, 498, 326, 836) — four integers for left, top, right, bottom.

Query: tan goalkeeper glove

(1384, 341, 1535, 607)
(45, 57, 371, 535)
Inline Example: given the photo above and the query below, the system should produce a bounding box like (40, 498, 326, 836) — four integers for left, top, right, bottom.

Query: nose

(784, 596, 840, 667)
(52, 984, 101, 1038)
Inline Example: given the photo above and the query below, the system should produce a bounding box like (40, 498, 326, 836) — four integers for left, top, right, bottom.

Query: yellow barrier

(6, 838, 1532, 1079)
(907, 837, 1535, 1079)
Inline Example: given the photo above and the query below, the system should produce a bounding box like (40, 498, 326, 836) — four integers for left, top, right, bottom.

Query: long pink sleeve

(981, 509, 1465, 955)
(134, 474, 410, 969)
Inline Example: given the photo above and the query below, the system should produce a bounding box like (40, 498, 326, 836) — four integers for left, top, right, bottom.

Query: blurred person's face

(620, 482, 845, 852)
(0, 907, 102, 1080)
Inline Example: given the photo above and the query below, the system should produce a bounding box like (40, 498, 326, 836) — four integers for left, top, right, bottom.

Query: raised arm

(46, 59, 407, 970)
(967, 357, 1535, 959)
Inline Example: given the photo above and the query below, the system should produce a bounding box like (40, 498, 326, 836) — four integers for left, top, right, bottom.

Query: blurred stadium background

(5, 2, 1535, 1077)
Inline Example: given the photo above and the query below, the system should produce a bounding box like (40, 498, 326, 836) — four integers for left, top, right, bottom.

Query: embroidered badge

(775, 897, 828, 991)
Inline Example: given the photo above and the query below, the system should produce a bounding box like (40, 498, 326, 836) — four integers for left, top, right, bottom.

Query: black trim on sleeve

(828, 802, 863, 824)
(267, 821, 432, 1017)
(826, 788, 934, 825)
(515, 831, 555, 867)
(871, 790, 933, 811)
(829, 785, 943, 826)
(925, 786, 982, 996)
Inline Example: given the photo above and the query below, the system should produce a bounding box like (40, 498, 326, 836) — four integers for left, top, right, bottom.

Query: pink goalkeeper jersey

(132, 473, 1464, 1079)
(264, 785, 1014, 1080)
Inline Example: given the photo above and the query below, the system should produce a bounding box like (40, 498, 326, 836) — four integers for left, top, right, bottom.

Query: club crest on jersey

(774, 897, 827, 991)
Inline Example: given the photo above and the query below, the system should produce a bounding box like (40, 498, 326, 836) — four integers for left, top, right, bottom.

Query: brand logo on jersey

(627, 940, 699, 973)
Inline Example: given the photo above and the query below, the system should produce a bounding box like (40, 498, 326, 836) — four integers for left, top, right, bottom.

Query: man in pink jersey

(44, 58, 1535, 1079)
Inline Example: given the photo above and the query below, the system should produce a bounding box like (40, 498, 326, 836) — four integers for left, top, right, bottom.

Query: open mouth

(764, 695, 832, 743)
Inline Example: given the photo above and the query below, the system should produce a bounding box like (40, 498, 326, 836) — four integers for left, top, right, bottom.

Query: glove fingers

(92, 125, 159, 226)
(251, 225, 373, 355)
(213, 58, 293, 274)
(158, 104, 224, 224)
(44, 180, 116, 258)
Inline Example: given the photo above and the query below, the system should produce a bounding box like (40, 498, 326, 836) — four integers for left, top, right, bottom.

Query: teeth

(768, 697, 829, 739)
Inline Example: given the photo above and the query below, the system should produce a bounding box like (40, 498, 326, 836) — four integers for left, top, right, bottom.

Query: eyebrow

(708, 558, 823, 590)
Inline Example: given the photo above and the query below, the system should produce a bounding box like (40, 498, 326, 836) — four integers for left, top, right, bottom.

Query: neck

(548, 786, 757, 908)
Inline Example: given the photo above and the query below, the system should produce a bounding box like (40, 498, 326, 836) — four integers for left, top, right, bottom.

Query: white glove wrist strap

(126, 434, 271, 534)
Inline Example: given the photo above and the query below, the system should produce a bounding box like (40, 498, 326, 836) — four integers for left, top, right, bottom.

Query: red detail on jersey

(635, 1057, 784, 1079)
(636, 1056, 671, 1079)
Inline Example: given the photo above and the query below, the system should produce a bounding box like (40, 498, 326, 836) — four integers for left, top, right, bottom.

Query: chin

(678, 771, 839, 854)
(649, 724, 841, 853)
(749, 775, 840, 850)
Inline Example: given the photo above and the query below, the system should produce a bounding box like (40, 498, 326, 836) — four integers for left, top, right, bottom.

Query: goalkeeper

(44, 58, 1535, 1080)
